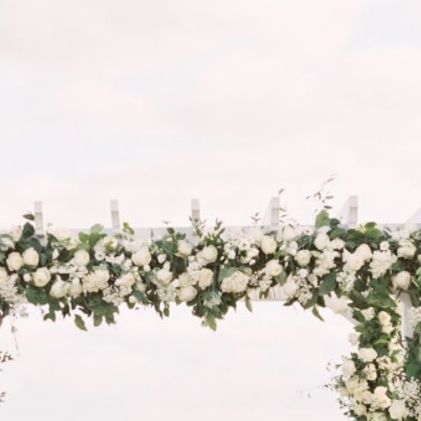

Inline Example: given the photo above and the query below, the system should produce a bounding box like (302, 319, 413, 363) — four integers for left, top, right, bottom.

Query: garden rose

(178, 286, 197, 302)
(389, 400, 407, 420)
(6, 252, 23, 272)
(392, 271, 411, 290)
(177, 240, 192, 256)
(397, 240, 416, 259)
(156, 268, 172, 284)
(132, 247, 152, 266)
(198, 268, 213, 289)
(49, 277, 69, 298)
(33, 268, 51, 287)
(359, 347, 378, 363)
(341, 360, 356, 377)
(221, 271, 249, 293)
(261, 236, 277, 255)
(201, 245, 218, 263)
(295, 250, 311, 267)
(264, 260, 283, 277)
(73, 250, 90, 266)
(314, 232, 330, 250)
(22, 247, 39, 267)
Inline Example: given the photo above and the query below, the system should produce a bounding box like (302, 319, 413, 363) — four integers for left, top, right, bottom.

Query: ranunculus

(295, 250, 311, 267)
(0, 267, 8, 284)
(397, 240, 416, 259)
(73, 250, 90, 266)
(392, 271, 411, 290)
(178, 286, 197, 302)
(68, 278, 83, 298)
(198, 268, 213, 289)
(264, 260, 283, 277)
(201, 245, 218, 263)
(389, 400, 407, 420)
(6, 252, 23, 272)
(156, 268, 172, 284)
(355, 244, 372, 261)
(132, 247, 152, 266)
(325, 293, 349, 314)
(314, 232, 330, 250)
(341, 360, 356, 377)
(22, 247, 39, 267)
(49, 277, 69, 298)
(177, 240, 192, 256)
(359, 347, 378, 363)
(261, 236, 277, 255)
(33, 267, 51, 287)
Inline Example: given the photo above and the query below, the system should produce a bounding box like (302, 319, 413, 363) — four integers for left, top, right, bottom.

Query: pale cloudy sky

(1, 0, 421, 420)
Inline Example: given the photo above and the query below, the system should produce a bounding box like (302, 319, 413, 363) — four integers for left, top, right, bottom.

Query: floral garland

(0, 212, 421, 420)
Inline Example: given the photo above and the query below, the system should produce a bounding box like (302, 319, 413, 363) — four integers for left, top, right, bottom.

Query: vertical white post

(191, 199, 200, 227)
(264, 197, 280, 229)
(34, 201, 44, 236)
(110, 200, 121, 232)
(400, 293, 414, 339)
(338, 195, 359, 228)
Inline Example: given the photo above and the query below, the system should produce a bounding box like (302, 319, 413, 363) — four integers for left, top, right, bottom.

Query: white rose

(177, 240, 192, 256)
(22, 248, 40, 267)
(201, 245, 218, 263)
(295, 250, 311, 267)
(49, 277, 69, 298)
(73, 250, 90, 266)
(198, 268, 214, 289)
(82, 270, 110, 293)
(325, 293, 349, 314)
(178, 286, 197, 302)
(389, 400, 407, 420)
(156, 268, 173, 285)
(364, 363, 378, 381)
(48, 227, 71, 241)
(361, 307, 375, 321)
(355, 244, 372, 261)
(68, 278, 83, 298)
(6, 252, 23, 272)
(397, 240, 416, 259)
(359, 347, 378, 363)
(264, 260, 283, 277)
(343, 251, 365, 272)
(261, 236, 277, 255)
(341, 360, 356, 377)
(331, 238, 345, 250)
(0, 267, 8, 284)
(220, 271, 249, 293)
(314, 232, 330, 251)
(132, 247, 152, 266)
(115, 273, 136, 288)
(373, 386, 391, 410)
(33, 267, 51, 287)
(392, 271, 411, 290)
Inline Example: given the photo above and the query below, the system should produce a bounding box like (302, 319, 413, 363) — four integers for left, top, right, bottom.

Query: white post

(263, 197, 280, 229)
(110, 200, 121, 232)
(191, 199, 200, 227)
(400, 293, 414, 339)
(337, 195, 359, 228)
(34, 201, 44, 236)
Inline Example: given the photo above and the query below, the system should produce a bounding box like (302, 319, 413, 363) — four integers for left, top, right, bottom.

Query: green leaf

(315, 210, 330, 229)
(74, 315, 87, 331)
(23, 213, 35, 221)
(312, 306, 324, 321)
(90, 224, 103, 234)
(93, 314, 103, 327)
(21, 222, 35, 239)
(318, 272, 336, 296)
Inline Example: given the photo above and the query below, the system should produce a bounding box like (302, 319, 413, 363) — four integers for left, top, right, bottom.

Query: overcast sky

(1, 0, 421, 420)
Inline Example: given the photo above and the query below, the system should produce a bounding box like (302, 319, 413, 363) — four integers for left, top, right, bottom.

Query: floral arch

(0, 197, 421, 420)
